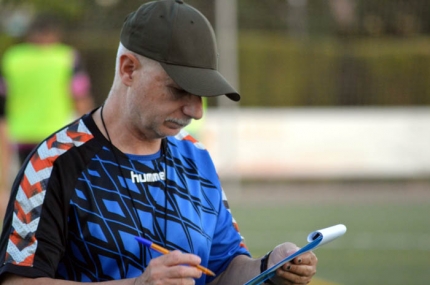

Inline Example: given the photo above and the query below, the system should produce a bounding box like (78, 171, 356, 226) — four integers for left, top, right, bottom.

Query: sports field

(0, 180, 428, 284)
(227, 180, 430, 285)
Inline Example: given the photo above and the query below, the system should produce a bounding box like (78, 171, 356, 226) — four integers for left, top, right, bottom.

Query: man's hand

(134, 250, 203, 285)
(268, 242, 318, 285)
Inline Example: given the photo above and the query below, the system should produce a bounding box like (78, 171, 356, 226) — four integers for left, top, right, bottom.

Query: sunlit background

(0, 1, 429, 284)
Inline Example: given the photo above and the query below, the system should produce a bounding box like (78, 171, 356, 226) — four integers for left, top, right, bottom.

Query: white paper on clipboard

(244, 224, 347, 285)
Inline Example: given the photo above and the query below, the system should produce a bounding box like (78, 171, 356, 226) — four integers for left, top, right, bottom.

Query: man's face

(126, 59, 203, 140)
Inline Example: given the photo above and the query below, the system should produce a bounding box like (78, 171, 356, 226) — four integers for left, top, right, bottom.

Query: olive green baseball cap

(120, 0, 240, 102)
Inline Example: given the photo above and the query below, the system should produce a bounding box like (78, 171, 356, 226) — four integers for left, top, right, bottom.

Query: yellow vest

(2, 43, 75, 143)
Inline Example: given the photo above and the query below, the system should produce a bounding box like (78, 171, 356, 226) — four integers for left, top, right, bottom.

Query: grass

(229, 187, 430, 285)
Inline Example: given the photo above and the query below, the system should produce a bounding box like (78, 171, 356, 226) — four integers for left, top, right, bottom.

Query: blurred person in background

(0, 13, 94, 165)
(0, 1, 317, 285)
(0, 13, 94, 219)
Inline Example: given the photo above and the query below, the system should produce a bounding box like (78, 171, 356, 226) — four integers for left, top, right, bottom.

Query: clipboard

(244, 224, 347, 285)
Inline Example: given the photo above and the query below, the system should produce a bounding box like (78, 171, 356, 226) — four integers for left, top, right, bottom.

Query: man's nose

(182, 95, 203, 120)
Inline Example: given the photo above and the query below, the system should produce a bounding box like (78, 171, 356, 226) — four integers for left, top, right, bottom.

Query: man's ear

(119, 53, 140, 86)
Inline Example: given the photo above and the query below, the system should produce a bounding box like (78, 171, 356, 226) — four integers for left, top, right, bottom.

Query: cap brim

(160, 63, 240, 102)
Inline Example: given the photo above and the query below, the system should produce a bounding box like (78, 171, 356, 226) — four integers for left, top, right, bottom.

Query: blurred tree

(1, 0, 86, 19)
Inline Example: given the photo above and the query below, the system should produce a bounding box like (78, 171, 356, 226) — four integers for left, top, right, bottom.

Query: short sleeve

(206, 189, 250, 283)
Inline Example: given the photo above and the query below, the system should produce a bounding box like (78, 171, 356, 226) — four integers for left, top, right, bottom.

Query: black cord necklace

(99, 104, 169, 262)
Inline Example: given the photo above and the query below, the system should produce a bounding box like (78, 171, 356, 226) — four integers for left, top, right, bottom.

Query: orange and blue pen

(135, 236, 216, 277)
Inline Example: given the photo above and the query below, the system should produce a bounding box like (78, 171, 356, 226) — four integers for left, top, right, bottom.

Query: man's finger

(292, 251, 317, 265)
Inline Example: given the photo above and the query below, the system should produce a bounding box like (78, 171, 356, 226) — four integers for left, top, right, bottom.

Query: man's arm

(71, 51, 94, 116)
(208, 254, 260, 285)
(0, 79, 11, 220)
(74, 95, 94, 116)
(0, 118, 10, 219)
(209, 242, 318, 285)
(0, 117, 9, 188)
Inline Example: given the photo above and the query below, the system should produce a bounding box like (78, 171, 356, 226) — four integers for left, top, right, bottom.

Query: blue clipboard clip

(244, 224, 347, 285)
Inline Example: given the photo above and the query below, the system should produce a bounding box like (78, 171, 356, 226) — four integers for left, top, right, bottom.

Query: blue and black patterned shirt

(0, 110, 249, 284)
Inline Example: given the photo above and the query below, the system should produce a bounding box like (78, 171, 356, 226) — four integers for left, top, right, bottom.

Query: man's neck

(93, 106, 162, 155)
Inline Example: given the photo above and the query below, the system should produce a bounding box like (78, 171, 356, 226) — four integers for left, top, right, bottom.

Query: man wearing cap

(0, 1, 317, 285)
